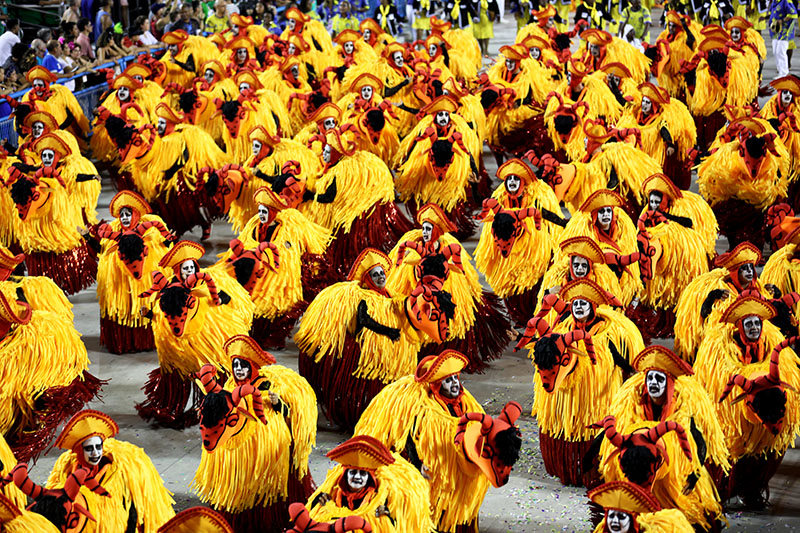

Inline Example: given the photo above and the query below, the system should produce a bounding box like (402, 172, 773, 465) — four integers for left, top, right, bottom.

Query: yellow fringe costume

(161, 35, 221, 86)
(593, 509, 695, 533)
(90, 90, 149, 165)
(655, 19, 705, 97)
(694, 322, 800, 458)
(21, 85, 90, 142)
(535, 257, 628, 317)
(598, 419, 723, 530)
(762, 244, 800, 318)
(354, 376, 488, 532)
(616, 96, 697, 167)
(543, 92, 589, 162)
(46, 438, 175, 533)
(192, 365, 317, 512)
(0, 249, 73, 320)
(687, 48, 759, 117)
(578, 73, 642, 124)
(0, 152, 20, 246)
(308, 453, 434, 532)
(218, 210, 330, 321)
(760, 94, 800, 173)
(0, 434, 27, 509)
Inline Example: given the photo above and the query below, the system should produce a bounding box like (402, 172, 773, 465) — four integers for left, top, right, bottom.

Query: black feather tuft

(495, 427, 522, 466)
(480, 89, 499, 110)
(105, 115, 136, 149)
(707, 50, 727, 79)
(30, 494, 69, 529)
(220, 100, 241, 122)
(431, 139, 454, 168)
(159, 285, 191, 317)
(619, 445, 658, 486)
(232, 256, 256, 287)
(200, 389, 231, 428)
(752, 387, 787, 425)
(118, 233, 146, 264)
(553, 114, 576, 135)
(365, 108, 385, 132)
(10, 177, 36, 207)
(533, 335, 560, 370)
(493, 212, 516, 241)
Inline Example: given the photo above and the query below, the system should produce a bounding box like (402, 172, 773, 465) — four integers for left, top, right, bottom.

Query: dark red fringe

(494, 114, 558, 159)
(99, 315, 155, 354)
(250, 303, 308, 351)
(405, 201, 477, 242)
(725, 452, 784, 509)
(298, 334, 389, 431)
(695, 110, 727, 153)
(301, 253, 338, 300)
(625, 303, 675, 343)
(419, 291, 510, 374)
(103, 163, 137, 193)
(7, 370, 105, 463)
(503, 283, 542, 328)
(326, 201, 414, 279)
(135, 367, 203, 429)
(24, 242, 97, 295)
(539, 432, 599, 487)
(712, 199, 768, 251)
(662, 150, 694, 191)
(151, 177, 223, 238)
(453, 521, 479, 533)
(217, 471, 312, 533)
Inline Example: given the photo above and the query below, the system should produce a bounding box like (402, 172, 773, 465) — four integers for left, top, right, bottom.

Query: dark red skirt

(135, 367, 203, 429)
(625, 302, 676, 343)
(25, 242, 97, 295)
(713, 199, 768, 251)
(539, 432, 599, 487)
(503, 283, 542, 328)
(100, 315, 155, 354)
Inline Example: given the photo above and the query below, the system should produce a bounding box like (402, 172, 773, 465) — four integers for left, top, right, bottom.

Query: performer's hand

(139, 305, 150, 317)
(420, 464, 432, 480)
(666, 146, 675, 156)
(375, 505, 390, 517)
(317, 492, 331, 505)
(269, 391, 281, 406)
(765, 283, 780, 298)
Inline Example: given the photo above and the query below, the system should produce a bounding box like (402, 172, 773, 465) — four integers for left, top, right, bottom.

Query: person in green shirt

(619, 0, 651, 42)
(205, 0, 230, 34)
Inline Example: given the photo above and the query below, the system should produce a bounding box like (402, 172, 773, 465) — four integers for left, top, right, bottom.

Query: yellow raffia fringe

(47, 438, 176, 533)
(616, 98, 696, 166)
(349, 114, 401, 162)
(308, 453, 435, 533)
(599, 419, 723, 529)
(606, 37, 651, 84)
(146, 266, 254, 377)
(761, 97, 800, 176)
(354, 376, 488, 532)
(579, 73, 640, 124)
(11, 177, 84, 254)
(474, 182, 560, 298)
(90, 90, 149, 164)
(530, 307, 644, 439)
(587, 142, 660, 206)
(762, 246, 800, 318)
(217, 210, 330, 319)
(655, 22, 702, 97)
(97, 215, 170, 328)
(56, 147, 100, 224)
(295, 281, 421, 383)
(594, 507, 696, 532)
(457, 94, 487, 143)
(388, 230, 482, 342)
(22, 85, 89, 137)
(5, 510, 61, 532)
(544, 90, 588, 161)
(4, 275, 73, 320)
(688, 52, 758, 116)
(694, 322, 800, 458)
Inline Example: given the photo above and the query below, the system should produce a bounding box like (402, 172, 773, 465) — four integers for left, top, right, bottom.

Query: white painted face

(392, 51, 404, 67)
(117, 86, 130, 101)
(82, 436, 103, 466)
(132, 74, 144, 83)
(168, 43, 179, 54)
(363, 29, 371, 41)
(290, 64, 300, 79)
(530, 46, 541, 59)
(157, 117, 167, 136)
(648, 191, 663, 212)
(440, 374, 461, 398)
(421, 221, 434, 242)
(180, 259, 196, 280)
(369, 265, 386, 288)
(742, 315, 762, 341)
(287, 18, 296, 30)
(322, 117, 337, 131)
(589, 43, 600, 58)
(597, 206, 613, 231)
(204, 68, 216, 83)
(429, 43, 438, 57)
(641, 96, 652, 114)
(731, 27, 742, 42)
(505, 175, 521, 193)
(607, 510, 632, 533)
(346, 469, 369, 490)
(646, 369, 668, 400)
(41, 149, 55, 167)
(344, 41, 354, 54)
(252, 139, 262, 157)
(239, 81, 251, 93)
(607, 73, 621, 87)
(782, 89, 794, 106)
(119, 206, 133, 227)
(571, 256, 590, 278)
(738, 263, 755, 284)
(32, 79, 46, 90)
(236, 47, 247, 62)
(288, 43, 296, 55)
(322, 144, 332, 163)
(505, 58, 516, 72)
(668, 21, 677, 35)
(257, 204, 270, 224)
(571, 298, 592, 320)
(435, 110, 450, 127)
(360, 85, 373, 100)
(231, 23, 239, 34)
(232, 357, 252, 381)
(31, 121, 45, 138)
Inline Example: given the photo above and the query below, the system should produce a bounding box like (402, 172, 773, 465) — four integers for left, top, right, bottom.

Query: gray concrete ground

(21, 14, 800, 533)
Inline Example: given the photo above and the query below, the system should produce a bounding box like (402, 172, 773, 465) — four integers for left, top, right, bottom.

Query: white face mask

(646, 370, 668, 400)
(435, 111, 450, 127)
(133, 74, 144, 83)
(33, 79, 46, 90)
(41, 149, 55, 167)
(571, 256, 590, 278)
(597, 207, 613, 230)
(440, 374, 461, 398)
(429, 44, 438, 57)
(589, 43, 600, 58)
(322, 144, 332, 163)
(287, 18, 296, 30)
(782, 90, 794, 106)
(232, 357, 252, 381)
(180, 259, 196, 280)
(257, 204, 270, 224)
(157, 117, 167, 136)
(236, 48, 247, 62)
(239, 82, 251, 93)
(505, 175, 521, 193)
(322, 117, 336, 131)
(731, 27, 742, 42)
(505, 58, 516, 72)
(346, 469, 369, 490)
(742, 315, 762, 342)
(393, 51, 404, 67)
(360, 85, 373, 100)
(421, 221, 434, 242)
(607, 510, 632, 533)
(82, 436, 104, 466)
(288, 43, 296, 55)
(369, 265, 386, 288)
(168, 44, 178, 54)
(530, 47, 541, 59)
(571, 298, 592, 320)
(648, 192, 663, 212)
(117, 86, 130, 101)
(204, 69, 216, 83)
(119, 206, 133, 227)
(738, 263, 755, 284)
(363, 29, 371, 41)
(641, 96, 652, 115)
(252, 139, 262, 157)
(290, 65, 299, 78)
(32, 121, 45, 138)
(231, 24, 239, 33)
(344, 41, 354, 54)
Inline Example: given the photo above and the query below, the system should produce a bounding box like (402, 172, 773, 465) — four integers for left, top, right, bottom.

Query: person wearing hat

(588, 481, 694, 532)
(20, 66, 90, 145)
(577, 62, 640, 125)
(295, 102, 343, 151)
(355, 350, 522, 533)
(304, 435, 433, 530)
(224, 35, 259, 75)
(94, 191, 174, 354)
(193, 335, 317, 533)
(694, 296, 800, 508)
(136, 240, 254, 428)
(652, 12, 701, 98)
(599, 346, 728, 529)
(122, 61, 167, 113)
(696, 117, 790, 250)
(474, 158, 562, 326)
(296, 248, 421, 430)
(158, 507, 233, 533)
(215, 186, 330, 350)
(763, 206, 800, 328)
(390, 203, 511, 372)
(616, 82, 696, 190)
(541, 70, 591, 159)
(425, 32, 478, 84)
(160, 29, 220, 87)
(515, 278, 643, 486)
(90, 73, 150, 166)
(0, 493, 60, 532)
(331, 28, 378, 72)
(630, 173, 716, 339)
(395, 95, 482, 237)
(761, 74, 800, 178)
(577, 29, 650, 83)
(0, 243, 72, 322)
(725, 15, 767, 63)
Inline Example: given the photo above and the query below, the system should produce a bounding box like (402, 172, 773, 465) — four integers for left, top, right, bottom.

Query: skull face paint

(322, 117, 337, 131)
(232, 357, 252, 381)
(607, 510, 632, 533)
(646, 369, 668, 400)
(236, 47, 247, 63)
(82, 436, 104, 467)
(429, 43, 438, 57)
(571, 298, 592, 321)
(252, 139, 262, 157)
(287, 18, 296, 30)
(742, 315, 762, 342)
(322, 144, 332, 163)
(290, 64, 300, 79)
(738, 263, 755, 285)
(597, 206, 614, 231)
(119, 206, 133, 228)
(641, 96, 653, 115)
(180, 259, 196, 280)
(505, 58, 517, 72)
(392, 51, 404, 67)
(345, 469, 369, 491)
(117, 86, 131, 102)
(41, 149, 55, 167)
(32, 79, 46, 90)
(238, 81, 251, 93)
(157, 117, 168, 136)
(32, 121, 45, 138)
(168, 44, 179, 54)
(435, 110, 450, 127)
(363, 29, 371, 41)
(530, 47, 541, 59)
(589, 43, 600, 58)
(440, 374, 461, 398)
(288, 43, 296, 55)
(782, 89, 794, 106)
(648, 191, 663, 212)
(360, 85, 373, 100)
(505, 175, 521, 194)
(369, 265, 386, 288)
(343, 41, 354, 55)
(731, 27, 742, 42)
(571, 256, 590, 278)
(257, 204, 270, 224)
(204, 68, 216, 84)
(421, 221, 434, 242)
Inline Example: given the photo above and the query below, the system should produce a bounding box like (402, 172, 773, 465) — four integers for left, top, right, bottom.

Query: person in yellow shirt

(205, 0, 229, 34)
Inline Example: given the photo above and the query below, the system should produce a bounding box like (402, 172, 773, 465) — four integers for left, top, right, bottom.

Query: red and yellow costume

(589, 481, 694, 533)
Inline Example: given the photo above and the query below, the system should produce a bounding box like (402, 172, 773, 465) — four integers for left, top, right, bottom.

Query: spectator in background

(30, 39, 47, 65)
(205, 0, 229, 33)
(330, 0, 360, 34)
(0, 18, 20, 62)
(618, 0, 651, 43)
(769, 0, 797, 77)
(94, 0, 113, 41)
(80, 0, 96, 21)
(166, 2, 201, 34)
(62, 0, 81, 23)
(59, 21, 79, 44)
(76, 18, 96, 59)
(373, 0, 401, 34)
(150, 3, 170, 39)
(132, 15, 159, 45)
(2, 42, 25, 73)
(42, 40, 65, 75)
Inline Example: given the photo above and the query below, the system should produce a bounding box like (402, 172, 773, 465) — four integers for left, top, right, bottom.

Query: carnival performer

(654, 12, 702, 98)
(193, 335, 316, 533)
(0, 243, 72, 320)
(515, 279, 644, 486)
(761, 75, 800, 181)
(45, 410, 176, 532)
(296, 249, 420, 430)
(588, 481, 694, 533)
(389, 204, 511, 372)
(158, 507, 233, 533)
(355, 350, 523, 533)
(137, 240, 254, 428)
(0, 493, 59, 532)
(95, 191, 175, 354)
(160, 29, 220, 87)
(20, 66, 90, 146)
(304, 435, 434, 531)
(90, 73, 150, 168)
